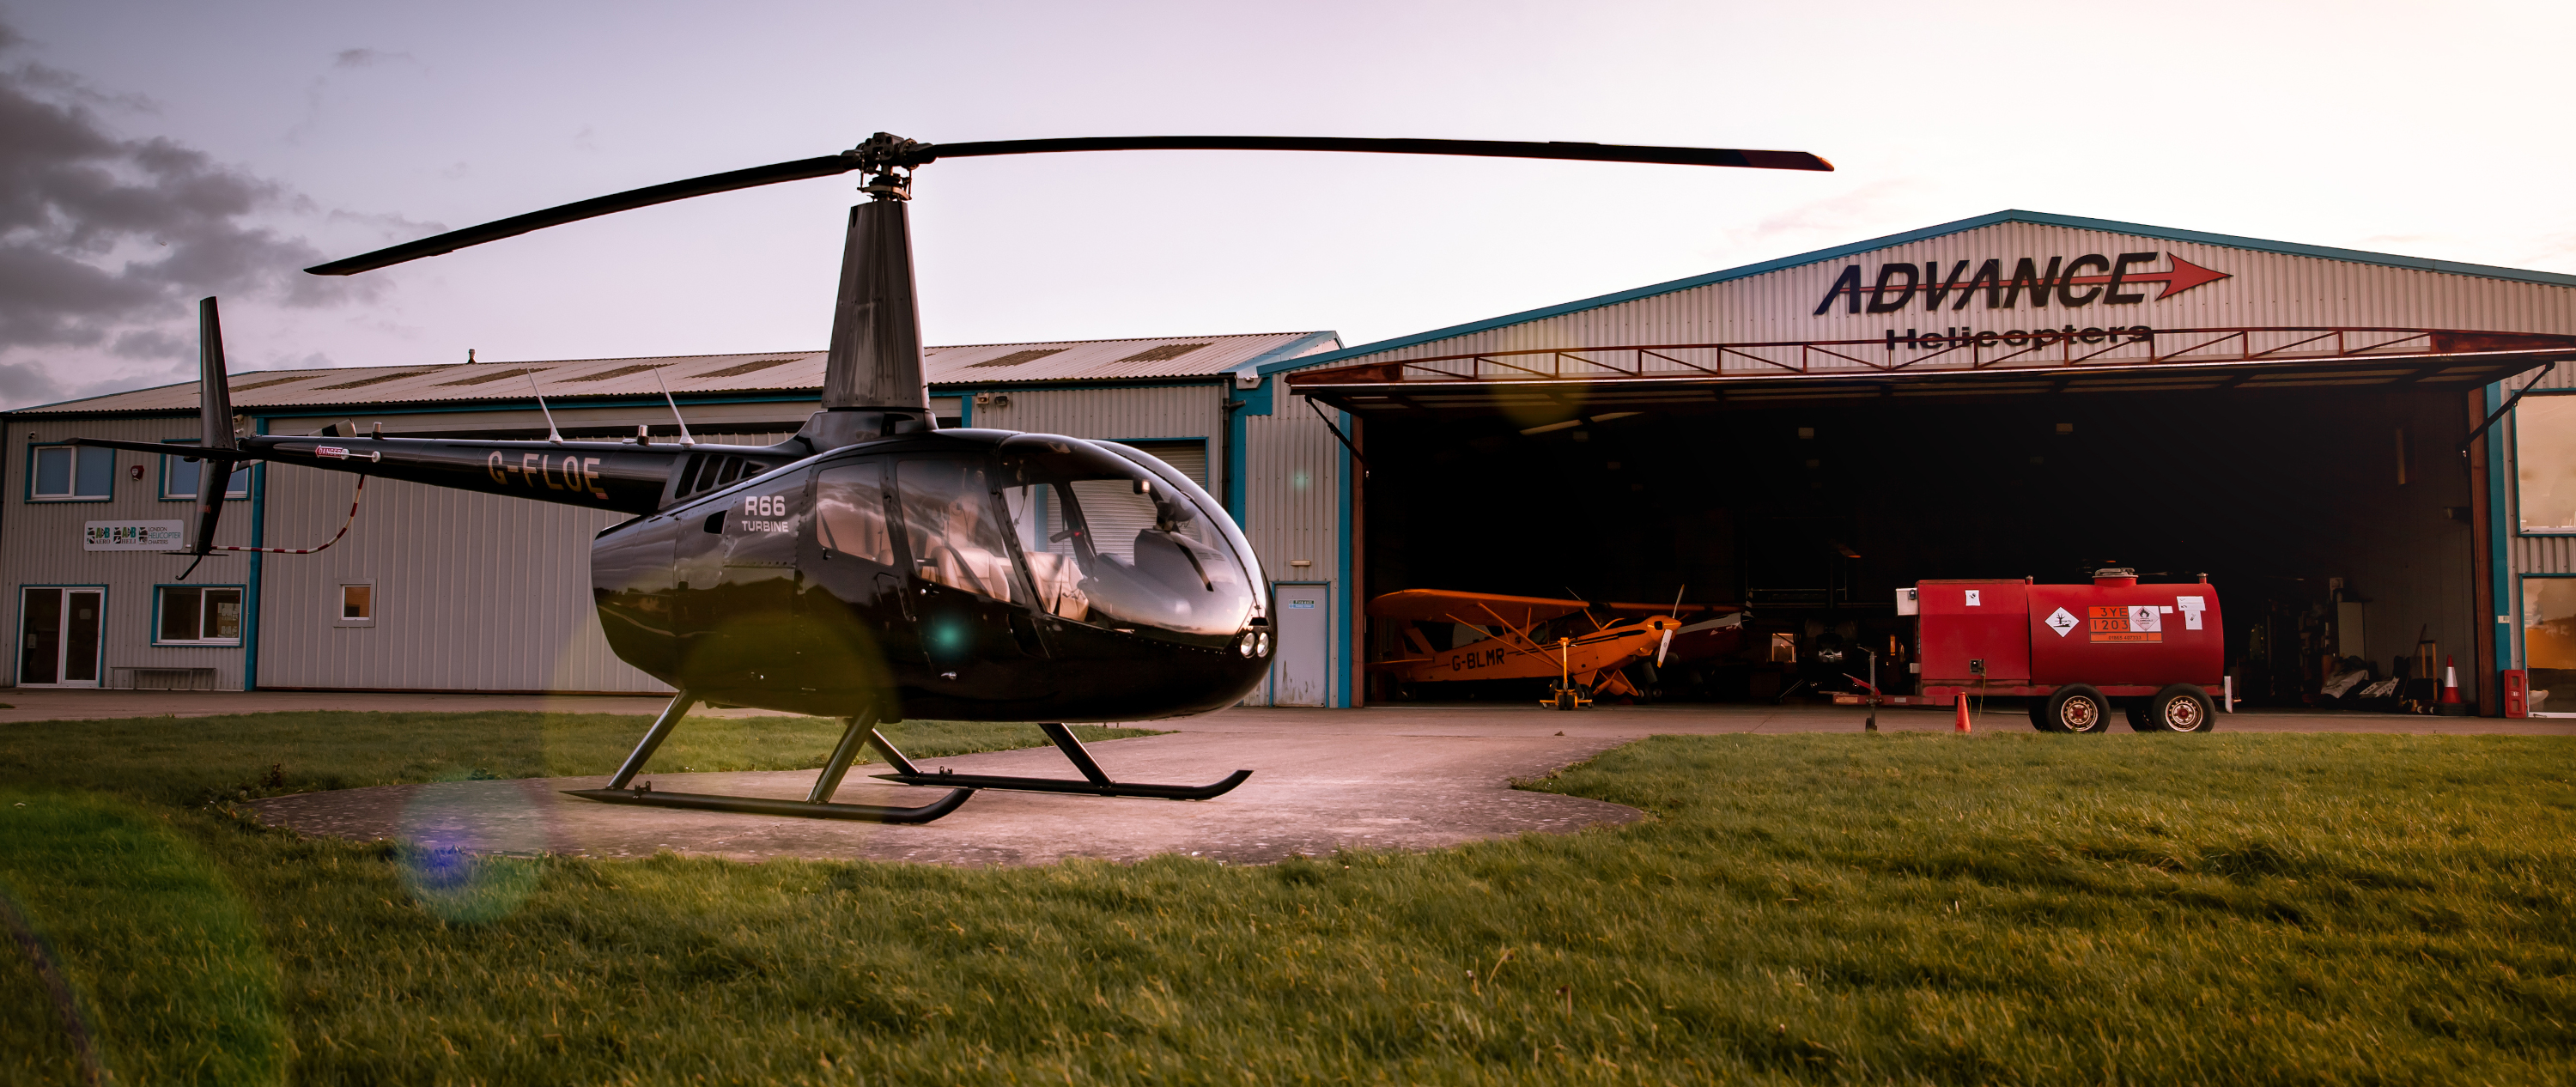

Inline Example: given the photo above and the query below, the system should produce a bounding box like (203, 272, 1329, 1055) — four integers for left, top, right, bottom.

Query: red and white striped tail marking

(214, 476, 368, 555)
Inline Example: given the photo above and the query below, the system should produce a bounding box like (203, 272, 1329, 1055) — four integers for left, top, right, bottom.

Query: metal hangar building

(3, 330, 1374, 707)
(16, 208, 2576, 717)
(1285, 210, 2576, 715)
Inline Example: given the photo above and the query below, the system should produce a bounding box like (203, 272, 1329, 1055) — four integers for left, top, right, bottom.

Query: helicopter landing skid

(563, 691, 976, 823)
(870, 722, 1252, 800)
(562, 783, 973, 823)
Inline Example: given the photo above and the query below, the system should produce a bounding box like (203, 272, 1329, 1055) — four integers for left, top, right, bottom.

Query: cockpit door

(890, 457, 1051, 689)
(799, 458, 921, 690)
(671, 465, 811, 693)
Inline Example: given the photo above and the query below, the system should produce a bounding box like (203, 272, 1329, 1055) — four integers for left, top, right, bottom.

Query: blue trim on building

(1335, 408, 1354, 707)
(1275, 209, 2576, 373)
(245, 417, 267, 691)
(2489, 382, 2516, 682)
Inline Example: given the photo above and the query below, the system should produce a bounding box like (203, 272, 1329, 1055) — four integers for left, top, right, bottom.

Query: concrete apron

(246, 731, 1645, 867)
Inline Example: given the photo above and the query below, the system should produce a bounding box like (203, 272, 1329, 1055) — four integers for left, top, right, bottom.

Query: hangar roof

(1266, 210, 2576, 376)
(9, 330, 1339, 417)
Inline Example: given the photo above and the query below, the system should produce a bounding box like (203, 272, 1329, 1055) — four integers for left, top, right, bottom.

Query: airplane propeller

(304, 134, 1833, 276)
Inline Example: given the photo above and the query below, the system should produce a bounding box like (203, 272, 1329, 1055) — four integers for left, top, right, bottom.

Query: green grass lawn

(3, 717, 2573, 1084)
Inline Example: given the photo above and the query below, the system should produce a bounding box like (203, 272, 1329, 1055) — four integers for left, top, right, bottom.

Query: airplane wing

(1597, 601, 1742, 618)
(1366, 589, 1591, 627)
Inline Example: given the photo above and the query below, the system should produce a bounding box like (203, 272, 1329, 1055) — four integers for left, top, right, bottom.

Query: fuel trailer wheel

(2043, 685, 2111, 734)
(2027, 698, 2062, 733)
(2132, 684, 2216, 733)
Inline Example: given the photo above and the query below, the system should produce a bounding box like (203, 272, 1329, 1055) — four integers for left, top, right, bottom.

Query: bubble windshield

(996, 436, 1257, 641)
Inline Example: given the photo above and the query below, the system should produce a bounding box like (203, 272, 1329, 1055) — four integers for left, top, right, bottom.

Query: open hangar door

(1308, 347, 2566, 712)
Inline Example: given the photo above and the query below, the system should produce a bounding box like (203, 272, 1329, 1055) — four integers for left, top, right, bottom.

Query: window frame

(158, 440, 252, 502)
(2512, 392, 2576, 536)
(151, 583, 247, 647)
(335, 583, 375, 627)
(26, 442, 114, 502)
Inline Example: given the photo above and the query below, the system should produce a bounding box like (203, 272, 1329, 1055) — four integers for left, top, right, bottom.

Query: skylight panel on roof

(694, 357, 803, 379)
(1115, 343, 1211, 363)
(564, 364, 666, 382)
(228, 375, 310, 392)
(314, 371, 434, 391)
(966, 348, 1069, 368)
(434, 367, 549, 387)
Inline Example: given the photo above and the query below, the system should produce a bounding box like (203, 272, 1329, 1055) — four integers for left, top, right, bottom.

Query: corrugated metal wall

(3, 415, 260, 689)
(252, 426, 787, 693)
(1237, 390, 1349, 707)
(965, 386, 1221, 446)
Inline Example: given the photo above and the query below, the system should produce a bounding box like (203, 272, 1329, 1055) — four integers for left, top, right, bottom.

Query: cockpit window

(814, 461, 895, 566)
(996, 436, 1255, 641)
(895, 458, 1024, 604)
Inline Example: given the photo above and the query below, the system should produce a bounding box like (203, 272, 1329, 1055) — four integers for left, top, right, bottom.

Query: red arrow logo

(2057, 254, 2231, 300)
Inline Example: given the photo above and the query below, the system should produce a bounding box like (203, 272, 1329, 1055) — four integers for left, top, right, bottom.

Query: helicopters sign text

(1815, 252, 2231, 315)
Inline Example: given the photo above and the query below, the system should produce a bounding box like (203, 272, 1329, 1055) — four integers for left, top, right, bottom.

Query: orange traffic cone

(2439, 656, 2468, 715)
(1953, 693, 1972, 733)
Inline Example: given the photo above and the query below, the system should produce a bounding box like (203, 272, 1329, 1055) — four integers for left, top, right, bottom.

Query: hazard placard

(2088, 605, 2163, 643)
(2044, 607, 2077, 637)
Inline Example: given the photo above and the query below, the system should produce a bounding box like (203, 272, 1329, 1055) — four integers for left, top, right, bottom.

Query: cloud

(332, 48, 414, 70)
(0, 17, 388, 408)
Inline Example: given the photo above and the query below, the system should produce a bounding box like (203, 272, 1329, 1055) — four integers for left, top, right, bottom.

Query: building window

(162, 442, 251, 501)
(156, 586, 244, 645)
(337, 584, 374, 625)
(31, 444, 113, 501)
(2516, 395, 2576, 532)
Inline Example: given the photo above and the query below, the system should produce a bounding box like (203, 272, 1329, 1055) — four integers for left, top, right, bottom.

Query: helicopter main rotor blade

(307, 136, 1831, 276)
(306, 155, 860, 276)
(921, 136, 1832, 173)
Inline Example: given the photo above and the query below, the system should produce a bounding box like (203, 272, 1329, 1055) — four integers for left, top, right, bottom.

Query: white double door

(20, 586, 105, 687)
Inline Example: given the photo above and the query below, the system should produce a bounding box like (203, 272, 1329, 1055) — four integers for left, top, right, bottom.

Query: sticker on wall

(1287, 598, 1317, 610)
(1965, 590, 1982, 606)
(83, 520, 184, 551)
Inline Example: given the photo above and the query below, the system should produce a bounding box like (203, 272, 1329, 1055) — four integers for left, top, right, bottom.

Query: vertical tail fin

(185, 297, 237, 568)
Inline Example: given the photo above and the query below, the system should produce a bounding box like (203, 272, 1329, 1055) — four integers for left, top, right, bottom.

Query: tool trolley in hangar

(1892, 568, 2224, 732)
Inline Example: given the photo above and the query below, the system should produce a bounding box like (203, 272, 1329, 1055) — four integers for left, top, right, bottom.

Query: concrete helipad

(246, 727, 1645, 865)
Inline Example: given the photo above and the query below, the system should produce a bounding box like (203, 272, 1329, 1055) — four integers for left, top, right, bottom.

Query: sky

(4, 0, 2574, 410)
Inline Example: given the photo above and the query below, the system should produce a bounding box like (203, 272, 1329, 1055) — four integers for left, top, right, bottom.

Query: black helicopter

(82, 134, 1830, 823)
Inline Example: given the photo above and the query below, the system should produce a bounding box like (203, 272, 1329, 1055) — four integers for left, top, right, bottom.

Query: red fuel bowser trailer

(1902, 568, 2224, 733)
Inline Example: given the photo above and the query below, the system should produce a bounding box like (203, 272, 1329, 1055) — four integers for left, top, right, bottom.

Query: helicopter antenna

(652, 367, 696, 446)
(1668, 584, 1686, 619)
(526, 372, 564, 444)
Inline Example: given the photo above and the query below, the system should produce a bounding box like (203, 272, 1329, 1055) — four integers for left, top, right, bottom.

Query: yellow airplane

(1368, 590, 1744, 710)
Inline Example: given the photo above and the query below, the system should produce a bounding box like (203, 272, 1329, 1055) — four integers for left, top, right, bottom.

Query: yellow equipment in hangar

(1369, 589, 1742, 709)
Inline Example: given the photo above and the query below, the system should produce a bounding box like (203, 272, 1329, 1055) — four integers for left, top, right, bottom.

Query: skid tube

(870, 722, 1251, 800)
(563, 693, 975, 823)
